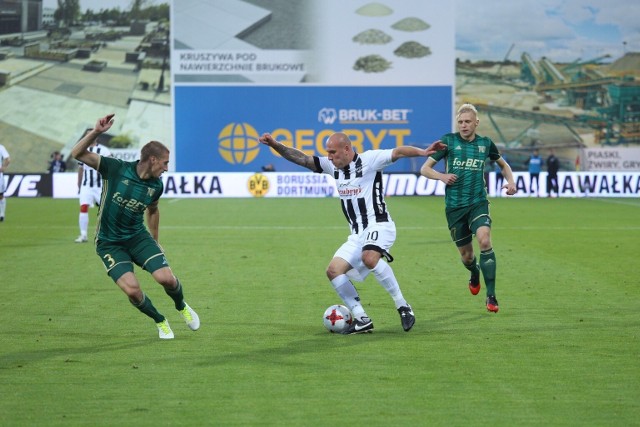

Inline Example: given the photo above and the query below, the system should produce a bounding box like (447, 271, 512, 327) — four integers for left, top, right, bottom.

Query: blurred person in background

(75, 132, 112, 243)
(546, 148, 560, 197)
(48, 151, 67, 173)
(0, 143, 9, 222)
(525, 148, 543, 196)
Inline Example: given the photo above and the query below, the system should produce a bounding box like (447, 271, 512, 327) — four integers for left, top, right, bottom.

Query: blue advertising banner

(175, 85, 452, 172)
(171, 0, 454, 173)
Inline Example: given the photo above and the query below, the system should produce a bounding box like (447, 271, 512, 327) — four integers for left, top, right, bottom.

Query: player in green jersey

(71, 113, 200, 339)
(420, 103, 517, 313)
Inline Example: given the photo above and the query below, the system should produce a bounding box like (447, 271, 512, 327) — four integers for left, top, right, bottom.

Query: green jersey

(430, 132, 501, 209)
(96, 156, 163, 242)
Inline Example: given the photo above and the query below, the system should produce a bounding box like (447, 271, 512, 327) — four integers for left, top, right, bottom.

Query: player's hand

(441, 173, 457, 185)
(259, 133, 277, 146)
(502, 182, 517, 196)
(95, 114, 115, 133)
(424, 140, 446, 156)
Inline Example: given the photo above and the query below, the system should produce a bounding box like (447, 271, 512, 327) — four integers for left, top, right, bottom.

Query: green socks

(479, 249, 497, 296)
(165, 278, 186, 310)
(130, 279, 186, 323)
(463, 256, 480, 277)
(131, 294, 165, 323)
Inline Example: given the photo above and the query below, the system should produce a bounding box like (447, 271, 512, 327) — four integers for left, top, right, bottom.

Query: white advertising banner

(486, 172, 640, 198)
(49, 171, 640, 199)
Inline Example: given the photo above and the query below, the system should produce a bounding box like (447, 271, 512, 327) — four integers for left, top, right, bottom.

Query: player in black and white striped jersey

(259, 132, 445, 334)
(75, 138, 112, 242)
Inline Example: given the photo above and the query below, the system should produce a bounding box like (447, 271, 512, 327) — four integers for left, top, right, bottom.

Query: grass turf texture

(1, 196, 638, 426)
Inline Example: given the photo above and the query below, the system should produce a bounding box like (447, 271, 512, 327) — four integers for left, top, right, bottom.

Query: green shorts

(445, 200, 492, 247)
(96, 232, 169, 282)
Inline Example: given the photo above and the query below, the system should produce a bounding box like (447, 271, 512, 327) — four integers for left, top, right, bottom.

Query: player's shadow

(192, 310, 486, 368)
(0, 334, 149, 368)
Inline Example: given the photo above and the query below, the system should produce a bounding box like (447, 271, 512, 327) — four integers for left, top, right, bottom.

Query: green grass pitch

(1, 196, 638, 426)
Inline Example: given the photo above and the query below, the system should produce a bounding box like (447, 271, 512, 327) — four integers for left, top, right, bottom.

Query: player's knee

(125, 288, 144, 302)
(118, 278, 142, 301)
(458, 246, 474, 263)
(326, 265, 339, 280)
(461, 254, 474, 266)
(158, 278, 176, 289)
(476, 234, 492, 251)
(326, 260, 349, 280)
(361, 251, 381, 270)
(153, 269, 176, 288)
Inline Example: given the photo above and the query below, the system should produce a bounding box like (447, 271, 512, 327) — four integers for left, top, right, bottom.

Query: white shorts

(79, 185, 102, 207)
(334, 221, 396, 282)
(0, 173, 5, 194)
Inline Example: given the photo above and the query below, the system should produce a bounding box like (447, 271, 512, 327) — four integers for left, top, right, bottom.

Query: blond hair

(456, 103, 478, 118)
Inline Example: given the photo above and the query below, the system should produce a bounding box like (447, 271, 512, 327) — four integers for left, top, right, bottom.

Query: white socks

(371, 259, 407, 309)
(79, 212, 89, 237)
(330, 274, 367, 319)
(329, 260, 408, 320)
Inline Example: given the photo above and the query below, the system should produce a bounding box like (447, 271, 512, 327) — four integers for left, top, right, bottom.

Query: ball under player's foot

(342, 316, 374, 334)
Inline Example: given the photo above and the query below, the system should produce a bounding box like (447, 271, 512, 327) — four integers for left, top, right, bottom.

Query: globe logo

(217, 123, 261, 165)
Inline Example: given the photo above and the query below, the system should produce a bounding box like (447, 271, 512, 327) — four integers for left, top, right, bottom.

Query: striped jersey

(430, 133, 501, 209)
(313, 149, 393, 234)
(79, 144, 111, 188)
(96, 156, 163, 242)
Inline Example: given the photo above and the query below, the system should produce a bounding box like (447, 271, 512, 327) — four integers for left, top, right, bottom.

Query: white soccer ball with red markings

(323, 304, 353, 333)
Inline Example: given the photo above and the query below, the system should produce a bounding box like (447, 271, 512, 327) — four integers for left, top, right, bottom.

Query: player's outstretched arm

(424, 140, 446, 156)
(259, 133, 316, 171)
(71, 114, 115, 170)
(391, 140, 445, 161)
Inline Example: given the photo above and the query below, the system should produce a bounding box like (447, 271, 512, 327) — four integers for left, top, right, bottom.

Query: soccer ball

(323, 304, 353, 333)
